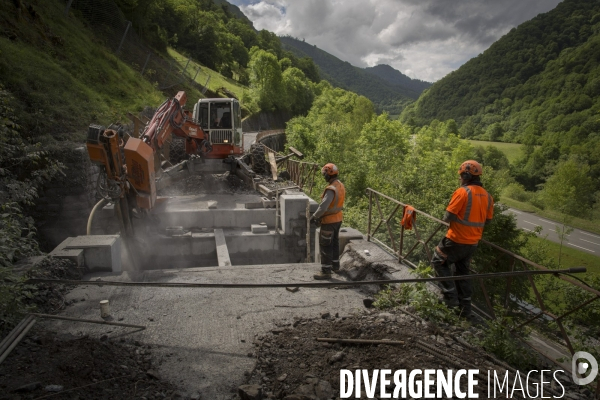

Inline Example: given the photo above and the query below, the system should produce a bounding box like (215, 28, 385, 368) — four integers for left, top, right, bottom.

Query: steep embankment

(280, 36, 430, 114)
(0, 0, 213, 251)
(0, 1, 165, 137)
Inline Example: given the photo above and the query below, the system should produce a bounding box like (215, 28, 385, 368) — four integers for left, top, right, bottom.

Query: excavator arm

(141, 91, 212, 157)
(87, 91, 209, 216)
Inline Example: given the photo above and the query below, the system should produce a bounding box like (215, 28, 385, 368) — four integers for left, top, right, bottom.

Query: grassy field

(167, 48, 247, 101)
(467, 140, 524, 164)
(526, 235, 600, 278)
(523, 235, 600, 311)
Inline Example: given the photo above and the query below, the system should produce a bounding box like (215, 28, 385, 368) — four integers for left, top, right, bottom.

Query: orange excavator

(85, 91, 244, 236)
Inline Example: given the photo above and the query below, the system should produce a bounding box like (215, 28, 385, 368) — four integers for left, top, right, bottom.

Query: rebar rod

(29, 313, 146, 330)
(316, 338, 405, 345)
(0, 315, 34, 355)
(27, 267, 586, 289)
(0, 318, 37, 365)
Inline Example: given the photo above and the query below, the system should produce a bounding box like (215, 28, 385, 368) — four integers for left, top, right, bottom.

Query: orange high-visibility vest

(320, 179, 345, 224)
(446, 185, 494, 245)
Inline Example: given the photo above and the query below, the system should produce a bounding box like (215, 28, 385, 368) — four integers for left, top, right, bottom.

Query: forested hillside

(400, 0, 600, 216)
(280, 36, 431, 114)
(364, 64, 431, 98)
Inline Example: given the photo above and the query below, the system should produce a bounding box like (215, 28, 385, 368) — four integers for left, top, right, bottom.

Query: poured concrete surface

(46, 263, 368, 399)
(152, 194, 277, 229)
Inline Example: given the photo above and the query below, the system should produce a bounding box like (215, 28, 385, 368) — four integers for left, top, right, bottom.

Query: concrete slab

(66, 235, 121, 273)
(148, 196, 278, 229)
(250, 224, 269, 234)
(45, 263, 367, 399)
(66, 235, 120, 248)
(214, 229, 231, 267)
(49, 237, 84, 267)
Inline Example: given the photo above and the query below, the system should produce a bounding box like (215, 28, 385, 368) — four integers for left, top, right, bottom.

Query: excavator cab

(193, 98, 243, 158)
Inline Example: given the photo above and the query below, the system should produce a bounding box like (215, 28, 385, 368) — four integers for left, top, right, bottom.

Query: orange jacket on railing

(321, 179, 345, 224)
(446, 185, 494, 245)
(401, 205, 416, 230)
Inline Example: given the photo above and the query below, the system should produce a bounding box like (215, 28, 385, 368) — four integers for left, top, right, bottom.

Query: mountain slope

(400, 0, 600, 135)
(364, 64, 431, 98)
(399, 0, 600, 194)
(213, 0, 253, 26)
(280, 36, 431, 114)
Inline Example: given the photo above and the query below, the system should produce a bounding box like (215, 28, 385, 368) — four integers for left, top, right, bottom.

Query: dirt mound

(0, 328, 182, 400)
(24, 257, 82, 316)
(245, 310, 590, 400)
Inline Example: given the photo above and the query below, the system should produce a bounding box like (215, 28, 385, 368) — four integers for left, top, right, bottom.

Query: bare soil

(0, 259, 183, 400)
(0, 328, 181, 400)
(245, 309, 594, 400)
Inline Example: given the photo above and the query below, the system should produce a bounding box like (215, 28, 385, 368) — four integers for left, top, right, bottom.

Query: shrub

(503, 182, 531, 202)
(0, 85, 63, 333)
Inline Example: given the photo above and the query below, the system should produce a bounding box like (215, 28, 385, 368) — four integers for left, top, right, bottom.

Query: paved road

(242, 131, 258, 151)
(505, 207, 600, 255)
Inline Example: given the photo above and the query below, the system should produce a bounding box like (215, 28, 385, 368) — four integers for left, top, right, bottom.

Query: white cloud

(230, 0, 561, 82)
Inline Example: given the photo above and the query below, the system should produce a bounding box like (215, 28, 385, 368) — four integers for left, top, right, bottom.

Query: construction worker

(432, 160, 494, 319)
(310, 163, 345, 280)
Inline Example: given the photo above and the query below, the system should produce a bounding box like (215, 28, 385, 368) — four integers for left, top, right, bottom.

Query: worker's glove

(310, 215, 321, 227)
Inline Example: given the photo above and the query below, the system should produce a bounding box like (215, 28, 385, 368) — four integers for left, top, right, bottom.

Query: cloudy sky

(228, 0, 562, 82)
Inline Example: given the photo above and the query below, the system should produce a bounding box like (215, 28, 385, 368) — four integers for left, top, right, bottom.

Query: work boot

(440, 296, 459, 309)
(458, 302, 472, 318)
(314, 266, 332, 280)
(332, 261, 340, 272)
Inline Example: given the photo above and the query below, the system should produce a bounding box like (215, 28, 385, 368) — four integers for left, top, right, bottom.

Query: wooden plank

(268, 151, 278, 181)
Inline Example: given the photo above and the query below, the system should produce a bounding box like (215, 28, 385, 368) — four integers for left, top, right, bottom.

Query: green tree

(281, 67, 314, 114)
(541, 159, 595, 216)
(248, 47, 284, 111)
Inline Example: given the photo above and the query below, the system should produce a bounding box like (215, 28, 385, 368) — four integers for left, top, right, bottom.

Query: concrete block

(261, 197, 276, 208)
(244, 202, 264, 209)
(280, 194, 317, 235)
(207, 201, 218, 209)
(339, 227, 364, 254)
(65, 235, 121, 273)
(214, 229, 232, 267)
(49, 237, 85, 267)
(251, 223, 269, 234)
(157, 209, 276, 229)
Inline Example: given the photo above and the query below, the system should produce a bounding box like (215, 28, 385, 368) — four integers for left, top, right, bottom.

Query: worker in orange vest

(310, 163, 346, 280)
(432, 160, 494, 319)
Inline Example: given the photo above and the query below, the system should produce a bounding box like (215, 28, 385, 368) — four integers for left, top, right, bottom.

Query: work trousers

(431, 237, 478, 313)
(319, 221, 342, 273)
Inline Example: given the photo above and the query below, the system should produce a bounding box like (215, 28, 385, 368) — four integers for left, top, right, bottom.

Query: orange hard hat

(458, 160, 483, 176)
(321, 163, 339, 176)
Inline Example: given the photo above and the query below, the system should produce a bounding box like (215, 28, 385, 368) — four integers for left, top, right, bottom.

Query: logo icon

(572, 351, 598, 386)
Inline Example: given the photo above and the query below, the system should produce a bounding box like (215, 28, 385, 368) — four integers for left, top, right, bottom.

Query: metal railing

(262, 151, 320, 196)
(283, 159, 320, 196)
(257, 140, 320, 196)
(365, 187, 600, 390)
